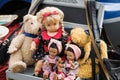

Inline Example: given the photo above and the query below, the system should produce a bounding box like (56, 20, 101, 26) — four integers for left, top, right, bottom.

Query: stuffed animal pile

(7, 14, 42, 73)
(7, 8, 108, 80)
(70, 27, 108, 78)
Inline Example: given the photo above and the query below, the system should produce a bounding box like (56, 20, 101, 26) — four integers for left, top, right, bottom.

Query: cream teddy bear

(7, 14, 42, 73)
(70, 27, 108, 78)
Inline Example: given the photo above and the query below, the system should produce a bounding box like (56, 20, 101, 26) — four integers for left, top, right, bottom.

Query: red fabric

(34, 70, 42, 74)
(44, 45, 48, 53)
(42, 28, 62, 53)
(33, 27, 62, 53)
(1, 24, 19, 41)
(67, 36, 71, 42)
(0, 23, 20, 80)
(41, 27, 62, 41)
(61, 56, 67, 61)
(0, 62, 8, 80)
(57, 71, 62, 74)
(33, 38, 40, 45)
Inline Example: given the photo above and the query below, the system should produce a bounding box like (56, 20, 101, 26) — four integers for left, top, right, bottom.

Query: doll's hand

(69, 60, 72, 64)
(56, 58, 61, 66)
(43, 62, 46, 66)
(43, 60, 46, 65)
(43, 60, 49, 66)
(57, 58, 62, 63)
(30, 41, 36, 51)
(69, 60, 75, 68)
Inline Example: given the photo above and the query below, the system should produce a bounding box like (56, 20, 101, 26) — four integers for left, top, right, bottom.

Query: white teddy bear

(7, 14, 41, 73)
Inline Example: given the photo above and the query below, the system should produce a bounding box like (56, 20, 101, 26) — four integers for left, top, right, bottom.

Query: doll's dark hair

(66, 47, 76, 60)
(66, 47, 74, 53)
(49, 42, 58, 52)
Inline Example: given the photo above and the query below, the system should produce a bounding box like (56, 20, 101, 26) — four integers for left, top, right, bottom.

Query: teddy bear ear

(84, 30, 90, 35)
(23, 14, 32, 23)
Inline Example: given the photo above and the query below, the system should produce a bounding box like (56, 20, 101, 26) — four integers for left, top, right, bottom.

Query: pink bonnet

(48, 38, 62, 54)
(65, 44, 81, 60)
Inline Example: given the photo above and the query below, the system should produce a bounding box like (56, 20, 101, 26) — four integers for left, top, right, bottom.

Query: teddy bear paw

(8, 47, 17, 53)
(10, 61, 27, 73)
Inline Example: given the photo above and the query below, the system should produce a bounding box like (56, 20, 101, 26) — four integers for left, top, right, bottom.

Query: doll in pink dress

(30, 7, 71, 76)
(42, 39, 62, 80)
(64, 44, 81, 80)
(54, 58, 66, 80)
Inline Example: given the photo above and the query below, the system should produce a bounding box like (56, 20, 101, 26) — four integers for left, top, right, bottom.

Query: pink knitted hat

(48, 38, 62, 54)
(65, 44, 81, 60)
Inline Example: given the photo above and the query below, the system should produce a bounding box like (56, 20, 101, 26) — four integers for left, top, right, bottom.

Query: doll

(54, 58, 66, 80)
(41, 39, 62, 80)
(64, 44, 81, 80)
(31, 7, 71, 75)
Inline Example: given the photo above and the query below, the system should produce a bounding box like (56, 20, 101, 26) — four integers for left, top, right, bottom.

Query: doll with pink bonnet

(54, 58, 66, 80)
(64, 44, 81, 80)
(41, 39, 62, 80)
(31, 7, 71, 76)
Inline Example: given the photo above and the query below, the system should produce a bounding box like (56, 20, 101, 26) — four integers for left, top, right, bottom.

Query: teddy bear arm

(79, 42, 91, 65)
(8, 34, 25, 54)
(30, 41, 37, 51)
(100, 40, 108, 59)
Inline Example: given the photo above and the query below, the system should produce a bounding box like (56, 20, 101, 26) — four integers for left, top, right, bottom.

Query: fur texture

(7, 14, 42, 73)
(70, 27, 108, 78)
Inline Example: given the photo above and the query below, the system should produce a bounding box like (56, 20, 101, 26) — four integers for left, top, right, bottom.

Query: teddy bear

(7, 14, 42, 73)
(70, 27, 108, 79)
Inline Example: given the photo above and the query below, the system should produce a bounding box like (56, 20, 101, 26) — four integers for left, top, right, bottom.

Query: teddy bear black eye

(54, 23, 56, 25)
(47, 24, 50, 26)
(31, 22, 33, 24)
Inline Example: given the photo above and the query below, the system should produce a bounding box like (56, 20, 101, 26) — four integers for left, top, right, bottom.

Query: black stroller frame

(5, 0, 105, 80)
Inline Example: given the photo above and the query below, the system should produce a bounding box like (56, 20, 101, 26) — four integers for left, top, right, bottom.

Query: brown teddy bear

(7, 14, 42, 73)
(70, 27, 108, 79)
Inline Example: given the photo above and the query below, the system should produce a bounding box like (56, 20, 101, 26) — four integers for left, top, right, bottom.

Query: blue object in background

(0, 0, 10, 8)
(97, 0, 120, 3)
(97, 0, 120, 23)
(0, 0, 32, 8)
(0, 0, 120, 23)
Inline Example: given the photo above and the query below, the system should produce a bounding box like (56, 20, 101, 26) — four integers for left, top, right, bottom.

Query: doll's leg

(50, 71, 57, 80)
(43, 70, 50, 80)
(43, 67, 51, 80)
(53, 72, 58, 80)
(52, 72, 66, 80)
(34, 60, 43, 76)
(57, 73, 66, 80)
(64, 73, 76, 80)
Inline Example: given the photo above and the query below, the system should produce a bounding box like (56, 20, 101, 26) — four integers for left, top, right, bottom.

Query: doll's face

(58, 60, 64, 68)
(49, 47, 58, 58)
(66, 51, 75, 61)
(44, 20, 60, 33)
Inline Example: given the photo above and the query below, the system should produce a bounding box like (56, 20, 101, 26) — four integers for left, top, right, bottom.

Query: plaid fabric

(0, 62, 8, 80)
(0, 23, 20, 80)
